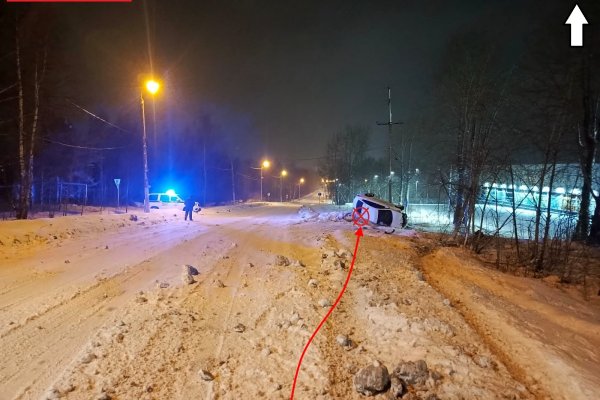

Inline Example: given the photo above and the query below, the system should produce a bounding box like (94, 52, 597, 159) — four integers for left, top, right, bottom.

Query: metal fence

(0, 178, 132, 218)
(408, 203, 581, 240)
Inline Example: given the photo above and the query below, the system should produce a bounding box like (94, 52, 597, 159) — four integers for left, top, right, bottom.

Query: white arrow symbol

(565, 5, 588, 47)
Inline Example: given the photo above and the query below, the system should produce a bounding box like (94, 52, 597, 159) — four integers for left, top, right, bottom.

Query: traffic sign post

(114, 179, 121, 210)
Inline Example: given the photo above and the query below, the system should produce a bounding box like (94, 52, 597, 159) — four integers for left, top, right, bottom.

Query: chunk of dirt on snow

(354, 362, 391, 396)
(198, 369, 215, 381)
(275, 255, 290, 266)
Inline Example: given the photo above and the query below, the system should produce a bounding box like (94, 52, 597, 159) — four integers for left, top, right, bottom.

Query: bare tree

(437, 33, 513, 239)
(14, 16, 47, 219)
(574, 53, 599, 243)
(319, 125, 371, 204)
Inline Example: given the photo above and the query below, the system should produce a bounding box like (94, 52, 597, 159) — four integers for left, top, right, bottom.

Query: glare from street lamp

(262, 160, 270, 169)
(145, 80, 160, 95)
(300, 178, 305, 184)
(281, 169, 288, 177)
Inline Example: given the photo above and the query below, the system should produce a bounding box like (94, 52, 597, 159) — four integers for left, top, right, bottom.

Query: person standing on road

(184, 196, 195, 221)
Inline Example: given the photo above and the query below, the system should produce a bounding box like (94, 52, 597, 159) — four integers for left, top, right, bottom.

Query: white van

(147, 192, 184, 209)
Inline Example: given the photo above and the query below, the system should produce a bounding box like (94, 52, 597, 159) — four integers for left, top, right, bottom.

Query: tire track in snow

(0, 223, 217, 400)
(0, 221, 206, 336)
(3, 264, 146, 400)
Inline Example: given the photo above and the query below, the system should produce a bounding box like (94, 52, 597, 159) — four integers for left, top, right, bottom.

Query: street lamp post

(415, 180, 419, 202)
(280, 169, 288, 202)
(251, 159, 271, 202)
(260, 160, 270, 201)
(140, 79, 160, 213)
(414, 168, 420, 204)
(389, 171, 395, 203)
(298, 178, 305, 199)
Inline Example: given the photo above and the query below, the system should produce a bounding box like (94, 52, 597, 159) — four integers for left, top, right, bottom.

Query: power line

(288, 145, 388, 163)
(0, 84, 16, 96)
(67, 99, 131, 134)
(43, 137, 129, 151)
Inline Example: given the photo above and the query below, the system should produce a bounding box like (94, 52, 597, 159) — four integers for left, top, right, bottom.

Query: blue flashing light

(166, 189, 176, 197)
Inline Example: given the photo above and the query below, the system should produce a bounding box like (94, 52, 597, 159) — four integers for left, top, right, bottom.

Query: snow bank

(297, 205, 349, 223)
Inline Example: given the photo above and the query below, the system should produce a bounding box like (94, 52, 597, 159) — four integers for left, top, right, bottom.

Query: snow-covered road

(0, 203, 598, 399)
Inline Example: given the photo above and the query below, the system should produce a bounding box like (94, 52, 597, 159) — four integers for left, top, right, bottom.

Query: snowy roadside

(423, 247, 600, 400)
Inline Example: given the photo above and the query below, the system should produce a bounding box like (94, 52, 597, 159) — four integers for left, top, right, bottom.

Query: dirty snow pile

(297, 205, 347, 222)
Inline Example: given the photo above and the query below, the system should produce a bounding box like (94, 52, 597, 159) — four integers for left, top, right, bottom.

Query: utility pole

(230, 157, 236, 204)
(376, 86, 402, 203)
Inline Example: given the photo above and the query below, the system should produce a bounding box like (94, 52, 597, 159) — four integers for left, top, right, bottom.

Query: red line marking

(7, 1, 132, 2)
(290, 227, 364, 399)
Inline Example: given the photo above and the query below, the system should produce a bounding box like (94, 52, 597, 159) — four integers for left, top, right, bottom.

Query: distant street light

(141, 79, 160, 213)
(298, 177, 305, 199)
(280, 169, 288, 202)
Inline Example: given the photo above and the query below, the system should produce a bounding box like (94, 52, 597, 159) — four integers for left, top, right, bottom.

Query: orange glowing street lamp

(141, 79, 160, 213)
(145, 80, 160, 94)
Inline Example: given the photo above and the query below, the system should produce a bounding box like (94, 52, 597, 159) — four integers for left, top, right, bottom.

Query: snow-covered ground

(0, 198, 598, 400)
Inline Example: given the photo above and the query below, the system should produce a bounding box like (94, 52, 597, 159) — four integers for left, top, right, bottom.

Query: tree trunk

(13, 22, 47, 220)
(537, 158, 557, 272)
(574, 54, 598, 241)
(230, 157, 236, 204)
(27, 51, 46, 213)
(15, 27, 28, 219)
(509, 165, 521, 259)
(453, 128, 467, 234)
(589, 197, 600, 244)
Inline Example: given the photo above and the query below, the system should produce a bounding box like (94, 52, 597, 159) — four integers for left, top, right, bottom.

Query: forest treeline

(318, 3, 600, 250)
(0, 3, 599, 253)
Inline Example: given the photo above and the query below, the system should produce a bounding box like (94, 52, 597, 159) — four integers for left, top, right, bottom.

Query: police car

(147, 191, 184, 209)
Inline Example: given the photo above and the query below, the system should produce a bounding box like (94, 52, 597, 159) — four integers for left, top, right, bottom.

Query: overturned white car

(352, 193, 407, 229)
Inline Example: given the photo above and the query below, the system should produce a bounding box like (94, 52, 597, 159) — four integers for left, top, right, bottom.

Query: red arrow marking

(290, 226, 364, 399)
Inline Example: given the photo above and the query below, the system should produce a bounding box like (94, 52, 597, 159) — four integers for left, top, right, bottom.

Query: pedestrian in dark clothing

(184, 196, 194, 221)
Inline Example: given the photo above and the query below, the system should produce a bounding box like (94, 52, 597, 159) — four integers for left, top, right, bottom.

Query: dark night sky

(49, 0, 572, 166)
